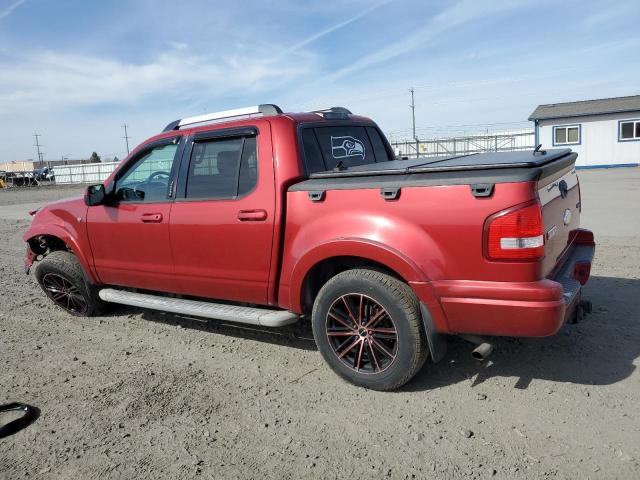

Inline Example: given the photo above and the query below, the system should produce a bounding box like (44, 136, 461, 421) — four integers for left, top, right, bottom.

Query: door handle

(140, 213, 163, 223)
(237, 209, 268, 221)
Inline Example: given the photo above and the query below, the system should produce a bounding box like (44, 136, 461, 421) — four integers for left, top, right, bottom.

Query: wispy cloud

(0, 0, 26, 20)
(0, 46, 313, 112)
(273, 0, 393, 59)
(320, 0, 533, 83)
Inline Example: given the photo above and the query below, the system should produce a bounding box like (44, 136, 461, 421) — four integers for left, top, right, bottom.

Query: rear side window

(186, 136, 257, 199)
(301, 125, 391, 174)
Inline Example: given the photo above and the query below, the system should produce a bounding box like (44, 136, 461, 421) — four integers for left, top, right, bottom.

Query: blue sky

(0, 0, 639, 161)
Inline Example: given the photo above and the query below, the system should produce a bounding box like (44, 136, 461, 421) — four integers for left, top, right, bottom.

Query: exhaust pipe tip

(460, 334, 494, 361)
(471, 342, 493, 361)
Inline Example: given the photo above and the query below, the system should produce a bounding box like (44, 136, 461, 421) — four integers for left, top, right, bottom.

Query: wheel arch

(287, 239, 430, 315)
(24, 226, 98, 284)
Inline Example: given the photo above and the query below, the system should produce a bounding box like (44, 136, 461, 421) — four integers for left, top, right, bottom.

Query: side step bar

(98, 289, 299, 327)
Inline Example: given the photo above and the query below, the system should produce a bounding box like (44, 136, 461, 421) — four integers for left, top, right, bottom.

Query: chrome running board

(98, 288, 298, 327)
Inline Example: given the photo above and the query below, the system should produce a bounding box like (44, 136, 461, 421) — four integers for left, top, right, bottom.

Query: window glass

(116, 142, 178, 202)
(301, 129, 326, 174)
(300, 125, 392, 175)
(186, 136, 257, 199)
(620, 121, 634, 139)
(366, 127, 393, 162)
(238, 137, 258, 196)
(554, 125, 580, 145)
(313, 126, 373, 170)
(636, 122, 640, 139)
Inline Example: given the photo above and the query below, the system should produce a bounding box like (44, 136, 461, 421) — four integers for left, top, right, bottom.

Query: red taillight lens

(573, 262, 591, 285)
(487, 203, 544, 260)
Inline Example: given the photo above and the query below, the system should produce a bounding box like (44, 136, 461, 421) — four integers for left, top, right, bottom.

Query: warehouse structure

(530, 95, 640, 168)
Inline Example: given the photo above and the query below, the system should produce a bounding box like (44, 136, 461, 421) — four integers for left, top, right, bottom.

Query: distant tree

(89, 151, 101, 163)
(113, 156, 119, 163)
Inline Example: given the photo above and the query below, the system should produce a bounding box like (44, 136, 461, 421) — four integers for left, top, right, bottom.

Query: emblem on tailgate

(331, 136, 365, 159)
(563, 208, 572, 225)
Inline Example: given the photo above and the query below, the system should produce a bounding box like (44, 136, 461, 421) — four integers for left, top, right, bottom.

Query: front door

(87, 137, 182, 292)
(169, 126, 275, 304)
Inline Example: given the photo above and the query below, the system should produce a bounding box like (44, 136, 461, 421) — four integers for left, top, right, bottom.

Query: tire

(35, 251, 106, 317)
(311, 269, 428, 391)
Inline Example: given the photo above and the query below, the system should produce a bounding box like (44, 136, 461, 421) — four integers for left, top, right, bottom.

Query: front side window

(553, 125, 580, 145)
(619, 120, 640, 141)
(185, 136, 257, 199)
(115, 142, 179, 202)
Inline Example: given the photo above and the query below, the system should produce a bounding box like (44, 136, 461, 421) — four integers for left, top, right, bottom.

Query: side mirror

(85, 184, 106, 206)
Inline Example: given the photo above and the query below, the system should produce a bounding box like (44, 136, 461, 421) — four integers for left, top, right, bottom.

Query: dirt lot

(1, 171, 639, 479)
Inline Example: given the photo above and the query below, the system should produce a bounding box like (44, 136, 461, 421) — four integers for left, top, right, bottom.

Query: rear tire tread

(312, 269, 427, 391)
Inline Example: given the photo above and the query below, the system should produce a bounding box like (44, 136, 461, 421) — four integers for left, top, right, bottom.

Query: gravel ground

(1, 170, 639, 479)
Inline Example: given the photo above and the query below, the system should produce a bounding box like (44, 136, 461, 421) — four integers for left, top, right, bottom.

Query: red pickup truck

(23, 104, 595, 390)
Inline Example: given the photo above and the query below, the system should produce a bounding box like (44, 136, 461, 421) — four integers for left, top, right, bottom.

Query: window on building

(553, 125, 581, 145)
(619, 120, 640, 141)
(185, 136, 257, 199)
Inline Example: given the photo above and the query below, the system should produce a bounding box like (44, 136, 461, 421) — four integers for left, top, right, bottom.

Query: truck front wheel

(311, 269, 428, 390)
(35, 251, 106, 317)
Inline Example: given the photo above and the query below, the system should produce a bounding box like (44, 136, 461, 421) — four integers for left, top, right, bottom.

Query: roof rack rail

(163, 104, 282, 132)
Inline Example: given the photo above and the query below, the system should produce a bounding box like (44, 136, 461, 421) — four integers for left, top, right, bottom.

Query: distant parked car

(33, 167, 53, 182)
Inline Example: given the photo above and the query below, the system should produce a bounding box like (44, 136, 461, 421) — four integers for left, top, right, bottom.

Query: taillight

(573, 262, 591, 285)
(486, 202, 545, 260)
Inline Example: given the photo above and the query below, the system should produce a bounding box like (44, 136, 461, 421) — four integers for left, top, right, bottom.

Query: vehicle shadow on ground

(105, 275, 638, 389)
(406, 275, 640, 391)
(111, 305, 318, 352)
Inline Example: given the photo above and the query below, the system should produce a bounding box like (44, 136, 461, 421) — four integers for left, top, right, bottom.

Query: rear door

(169, 124, 275, 304)
(87, 137, 183, 291)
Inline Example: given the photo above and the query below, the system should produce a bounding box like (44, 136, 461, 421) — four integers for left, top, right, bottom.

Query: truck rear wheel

(311, 269, 427, 390)
(35, 251, 106, 317)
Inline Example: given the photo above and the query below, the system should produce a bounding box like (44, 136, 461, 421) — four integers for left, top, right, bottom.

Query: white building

(530, 95, 640, 169)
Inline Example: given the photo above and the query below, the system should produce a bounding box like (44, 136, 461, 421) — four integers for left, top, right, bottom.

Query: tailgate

(538, 166, 581, 277)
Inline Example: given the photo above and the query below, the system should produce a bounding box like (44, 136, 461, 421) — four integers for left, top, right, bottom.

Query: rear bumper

(417, 229, 595, 337)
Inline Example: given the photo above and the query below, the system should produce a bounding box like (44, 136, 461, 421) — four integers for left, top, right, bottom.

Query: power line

(121, 123, 130, 155)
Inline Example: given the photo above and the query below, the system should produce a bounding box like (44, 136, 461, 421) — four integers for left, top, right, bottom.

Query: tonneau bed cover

(310, 148, 573, 178)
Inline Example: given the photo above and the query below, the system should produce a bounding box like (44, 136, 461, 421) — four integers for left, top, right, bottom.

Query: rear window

(300, 125, 391, 174)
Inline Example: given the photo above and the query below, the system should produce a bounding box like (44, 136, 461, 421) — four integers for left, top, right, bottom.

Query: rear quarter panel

(280, 180, 541, 312)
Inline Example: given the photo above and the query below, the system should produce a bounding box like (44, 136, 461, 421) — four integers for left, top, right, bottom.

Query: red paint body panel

(22, 197, 98, 283)
(169, 120, 276, 304)
(23, 111, 595, 339)
(86, 202, 174, 291)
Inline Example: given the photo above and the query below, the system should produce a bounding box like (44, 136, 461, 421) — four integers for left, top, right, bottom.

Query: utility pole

(409, 87, 419, 157)
(33, 133, 44, 165)
(122, 123, 130, 155)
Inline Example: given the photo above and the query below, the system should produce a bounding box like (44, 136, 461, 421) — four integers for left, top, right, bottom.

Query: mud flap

(420, 303, 447, 363)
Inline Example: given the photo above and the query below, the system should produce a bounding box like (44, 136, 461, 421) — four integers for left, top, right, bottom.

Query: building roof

(529, 95, 640, 121)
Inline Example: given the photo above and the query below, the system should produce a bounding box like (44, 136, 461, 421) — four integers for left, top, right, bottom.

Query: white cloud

(0, 46, 313, 112)
(272, 0, 393, 59)
(319, 0, 534, 83)
(0, 0, 26, 20)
